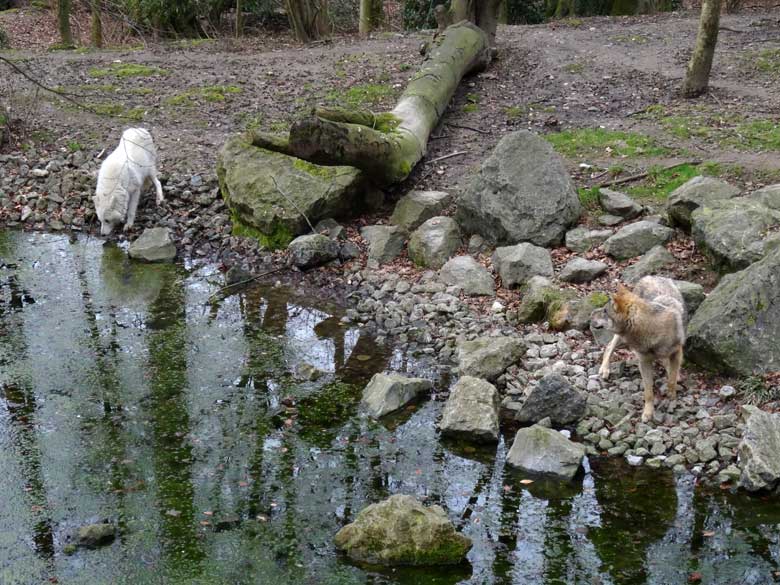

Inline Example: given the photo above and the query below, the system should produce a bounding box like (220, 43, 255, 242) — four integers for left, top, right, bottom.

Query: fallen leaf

(356, 354, 371, 361)
(688, 572, 702, 583)
(199, 520, 211, 526)
(520, 479, 534, 485)
(203, 511, 213, 516)
(166, 509, 181, 517)
(238, 481, 249, 487)
(702, 530, 716, 537)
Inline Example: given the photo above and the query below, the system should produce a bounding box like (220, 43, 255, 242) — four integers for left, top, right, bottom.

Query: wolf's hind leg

(152, 171, 164, 206)
(599, 335, 621, 380)
(667, 347, 683, 402)
(638, 354, 656, 423)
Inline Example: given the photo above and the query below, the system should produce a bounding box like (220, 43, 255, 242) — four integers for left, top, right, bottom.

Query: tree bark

(286, 21, 490, 186)
(285, 0, 330, 43)
(359, 0, 372, 36)
(58, 0, 73, 46)
(91, 0, 102, 48)
(682, 0, 721, 98)
(236, 0, 244, 37)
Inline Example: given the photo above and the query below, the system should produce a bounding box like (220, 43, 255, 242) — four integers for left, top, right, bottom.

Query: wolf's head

(603, 283, 636, 333)
(93, 195, 124, 236)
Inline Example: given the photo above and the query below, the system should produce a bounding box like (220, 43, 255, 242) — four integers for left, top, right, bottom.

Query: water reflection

(0, 231, 778, 585)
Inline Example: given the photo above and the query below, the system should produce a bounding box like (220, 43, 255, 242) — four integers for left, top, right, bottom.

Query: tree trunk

(58, 0, 73, 46)
(236, 0, 244, 37)
(682, 0, 721, 98)
(285, 0, 330, 43)
(91, 0, 102, 48)
(359, 0, 372, 36)
(370, 0, 383, 28)
(285, 21, 490, 186)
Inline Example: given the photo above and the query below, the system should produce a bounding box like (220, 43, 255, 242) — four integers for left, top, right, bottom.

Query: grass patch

(67, 140, 84, 152)
(625, 162, 722, 201)
(546, 127, 671, 159)
(89, 62, 167, 78)
(725, 119, 780, 151)
(563, 62, 585, 74)
(611, 34, 649, 44)
(82, 102, 145, 120)
(325, 83, 394, 108)
(747, 48, 780, 76)
(738, 375, 780, 406)
(505, 105, 526, 119)
(578, 187, 601, 210)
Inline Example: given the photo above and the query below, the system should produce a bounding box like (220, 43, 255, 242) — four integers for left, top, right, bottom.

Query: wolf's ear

(612, 283, 632, 315)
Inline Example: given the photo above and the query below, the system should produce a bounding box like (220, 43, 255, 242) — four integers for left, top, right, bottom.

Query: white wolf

(93, 127, 164, 236)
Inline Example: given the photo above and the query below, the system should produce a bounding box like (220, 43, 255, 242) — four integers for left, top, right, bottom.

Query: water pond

(1, 231, 778, 585)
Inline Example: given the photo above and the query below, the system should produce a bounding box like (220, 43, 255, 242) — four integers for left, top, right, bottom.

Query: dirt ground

(1, 6, 779, 287)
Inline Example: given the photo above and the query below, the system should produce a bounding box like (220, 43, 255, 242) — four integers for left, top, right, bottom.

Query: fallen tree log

(286, 20, 491, 186)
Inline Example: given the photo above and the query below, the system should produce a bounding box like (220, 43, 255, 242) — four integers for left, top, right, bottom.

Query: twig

(426, 150, 468, 164)
(270, 175, 315, 233)
(206, 267, 285, 304)
(718, 26, 746, 33)
(595, 160, 702, 188)
(445, 122, 490, 135)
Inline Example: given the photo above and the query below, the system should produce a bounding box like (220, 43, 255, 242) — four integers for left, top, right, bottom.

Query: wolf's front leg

(666, 346, 683, 402)
(599, 334, 621, 380)
(152, 171, 164, 206)
(638, 354, 656, 423)
(124, 187, 141, 231)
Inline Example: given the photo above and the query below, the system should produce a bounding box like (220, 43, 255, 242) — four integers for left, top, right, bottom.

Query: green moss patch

(625, 162, 722, 201)
(545, 128, 671, 159)
(230, 215, 293, 250)
(89, 62, 167, 78)
(165, 85, 242, 107)
(326, 83, 395, 108)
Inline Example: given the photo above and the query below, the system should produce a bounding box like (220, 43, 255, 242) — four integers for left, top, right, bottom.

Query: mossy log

(286, 20, 491, 186)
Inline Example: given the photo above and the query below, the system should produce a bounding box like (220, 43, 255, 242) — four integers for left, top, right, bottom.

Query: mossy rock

(217, 135, 379, 249)
(334, 494, 471, 566)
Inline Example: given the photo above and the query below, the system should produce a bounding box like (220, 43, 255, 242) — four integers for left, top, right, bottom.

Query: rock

(128, 227, 177, 262)
(673, 280, 706, 315)
(513, 278, 574, 324)
(390, 190, 451, 231)
(456, 130, 581, 247)
(559, 258, 608, 283)
(314, 218, 345, 240)
(288, 234, 339, 269)
(666, 176, 740, 231)
(225, 264, 253, 286)
(622, 245, 675, 283)
(339, 240, 361, 261)
(217, 136, 378, 249)
(719, 385, 736, 400)
(439, 256, 495, 297)
(737, 405, 780, 492)
(750, 183, 780, 210)
(408, 217, 461, 269)
(439, 376, 500, 442)
(467, 234, 489, 254)
(598, 188, 643, 219)
(76, 523, 115, 548)
(361, 225, 407, 266)
(598, 214, 624, 227)
(457, 336, 525, 382)
(361, 373, 433, 418)
(550, 291, 609, 331)
(602, 221, 674, 260)
(691, 198, 780, 273)
(686, 247, 780, 375)
(295, 363, 325, 381)
(626, 454, 643, 466)
(506, 425, 585, 480)
(492, 243, 553, 288)
(564, 227, 612, 253)
(514, 374, 586, 425)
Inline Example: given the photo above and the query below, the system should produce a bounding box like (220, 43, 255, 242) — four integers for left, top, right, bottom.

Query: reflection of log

(286, 21, 491, 186)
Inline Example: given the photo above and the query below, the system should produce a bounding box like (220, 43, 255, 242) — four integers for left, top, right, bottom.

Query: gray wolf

(93, 128, 163, 236)
(595, 276, 686, 423)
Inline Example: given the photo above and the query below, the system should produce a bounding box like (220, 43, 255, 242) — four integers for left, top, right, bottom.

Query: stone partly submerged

(334, 494, 472, 566)
(217, 135, 379, 249)
(686, 247, 780, 375)
(737, 405, 780, 492)
(456, 131, 581, 247)
(128, 227, 176, 262)
(288, 233, 339, 269)
(439, 376, 500, 443)
(76, 523, 116, 548)
(360, 373, 433, 418)
(505, 425, 585, 481)
(512, 374, 587, 426)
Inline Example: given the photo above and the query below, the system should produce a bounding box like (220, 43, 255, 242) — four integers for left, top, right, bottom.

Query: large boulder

(511, 277, 574, 325)
(128, 227, 176, 262)
(457, 336, 525, 382)
(439, 376, 500, 443)
(506, 425, 585, 481)
(390, 190, 452, 231)
(673, 280, 706, 315)
(512, 374, 587, 426)
(686, 247, 780, 375)
(492, 243, 553, 288)
(439, 256, 495, 296)
(691, 198, 780, 273)
(622, 245, 675, 283)
(361, 225, 407, 267)
(598, 188, 643, 219)
(602, 221, 674, 260)
(750, 184, 780, 210)
(361, 373, 433, 418)
(408, 217, 461, 269)
(456, 131, 581, 247)
(738, 405, 780, 492)
(558, 258, 608, 283)
(217, 136, 378, 249)
(288, 234, 339, 269)
(549, 291, 609, 331)
(564, 227, 613, 253)
(666, 176, 740, 231)
(334, 494, 471, 566)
